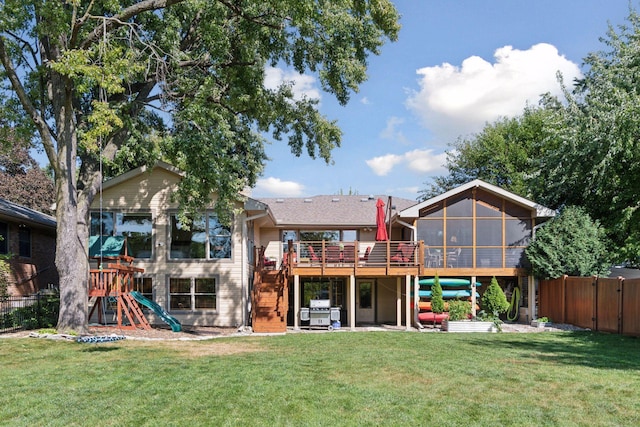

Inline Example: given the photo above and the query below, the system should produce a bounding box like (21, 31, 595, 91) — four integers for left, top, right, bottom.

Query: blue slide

(130, 291, 182, 332)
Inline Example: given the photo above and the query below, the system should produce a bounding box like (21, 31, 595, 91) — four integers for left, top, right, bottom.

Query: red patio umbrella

(375, 198, 389, 241)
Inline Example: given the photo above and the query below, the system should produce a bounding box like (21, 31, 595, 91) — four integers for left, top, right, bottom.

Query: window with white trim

(90, 212, 153, 258)
(169, 213, 231, 260)
(169, 277, 217, 311)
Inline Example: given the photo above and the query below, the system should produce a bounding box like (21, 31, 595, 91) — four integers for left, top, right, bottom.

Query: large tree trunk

(52, 72, 90, 334)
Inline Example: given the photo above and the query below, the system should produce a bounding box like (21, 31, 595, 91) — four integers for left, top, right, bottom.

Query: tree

(0, 0, 400, 332)
(430, 274, 444, 314)
(480, 276, 509, 319)
(536, 10, 640, 263)
(419, 104, 559, 201)
(0, 138, 55, 215)
(525, 206, 610, 279)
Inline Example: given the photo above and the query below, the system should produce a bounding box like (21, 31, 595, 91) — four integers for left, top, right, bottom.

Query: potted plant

(442, 300, 497, 332)
(531, 316, 551, 328)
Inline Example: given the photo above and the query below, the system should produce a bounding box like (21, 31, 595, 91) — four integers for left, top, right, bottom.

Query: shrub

(0, 294, 59, 330)
(481, 276, 509, 319)
(447, 299, 472, 321)
(430, 274, 445, 314)
(525, 205, 610, 278)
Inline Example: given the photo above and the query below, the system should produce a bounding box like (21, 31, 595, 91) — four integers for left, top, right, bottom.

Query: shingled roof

(258, 195, 418, 227)
(0, 198, 56, 229)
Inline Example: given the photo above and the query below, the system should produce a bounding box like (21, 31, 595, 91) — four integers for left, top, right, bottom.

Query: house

(90, 163, 555, 331)
(0, 198, 58, 296)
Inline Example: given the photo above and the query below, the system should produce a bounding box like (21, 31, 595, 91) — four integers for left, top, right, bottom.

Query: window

(0, 222, 7, 254)
(170, 213, 231, 260)
(18, 226, 31, 258)
(90, 212, 153, 258)
(134, 277, 153, 301)
(299, 230, 339, 242)
(302, 279, 345, 307)
(169, 277, 217, 311)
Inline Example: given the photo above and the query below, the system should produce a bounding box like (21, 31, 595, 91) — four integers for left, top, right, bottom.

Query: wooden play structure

(88, 236, 150, 330)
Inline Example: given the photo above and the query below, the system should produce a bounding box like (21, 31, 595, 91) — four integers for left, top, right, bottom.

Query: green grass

(1, 331, 639, 426)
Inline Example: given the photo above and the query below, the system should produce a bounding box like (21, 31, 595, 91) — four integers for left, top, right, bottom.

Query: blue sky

(251, 0, 638, 201)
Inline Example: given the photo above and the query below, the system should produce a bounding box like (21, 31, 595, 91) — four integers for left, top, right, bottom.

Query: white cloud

(360, 96, 371, 105)
(253, 177, 305, 197)
(366, 149, 447, 176)
(406, 43, 582, 142)
(264, 67, 321, 101)
(365, 153, 404, 176)
(380, 116, 407, 144)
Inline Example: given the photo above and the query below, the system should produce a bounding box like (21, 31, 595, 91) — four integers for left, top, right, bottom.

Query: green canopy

(88, 236, 131, 257)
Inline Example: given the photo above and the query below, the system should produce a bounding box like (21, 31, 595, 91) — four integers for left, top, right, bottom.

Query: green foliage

(447, 299, 472, 321)
(525, 206, 610, 278)
(419, 106, 557, 200)
(429, 274, 445, 314)
(0, 294, 59, 330)
(0, 255, 9, 299)
(530, 11, 640, 264)
(481, 277, 509, 319)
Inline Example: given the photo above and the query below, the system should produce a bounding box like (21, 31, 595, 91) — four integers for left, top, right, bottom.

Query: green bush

(0, 294, 59, 330)
(525, 205, 610, 278)
(447, 299, 472, 321)
(430, 274, 445, 314)
(481, 277, 509, 320)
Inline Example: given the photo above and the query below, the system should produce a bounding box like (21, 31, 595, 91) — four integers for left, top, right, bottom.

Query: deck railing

(275, 240, 423, 270)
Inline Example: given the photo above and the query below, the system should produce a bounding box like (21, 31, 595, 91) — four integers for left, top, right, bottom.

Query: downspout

(395, 218, 417, 243)
(242, 210, 269, 329)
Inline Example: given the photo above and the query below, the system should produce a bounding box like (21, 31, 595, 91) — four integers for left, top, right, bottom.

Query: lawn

(1, 331, 639, 426)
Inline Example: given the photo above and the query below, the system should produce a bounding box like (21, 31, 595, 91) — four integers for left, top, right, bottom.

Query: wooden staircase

(251, 252, 289, 333)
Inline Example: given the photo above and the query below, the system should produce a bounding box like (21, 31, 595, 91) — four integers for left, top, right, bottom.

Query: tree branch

(0, 37, 59, 174)
(79, 0, 185, 50)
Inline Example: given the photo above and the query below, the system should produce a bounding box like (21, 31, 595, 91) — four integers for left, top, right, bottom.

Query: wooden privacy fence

(539, 275, 640, 336)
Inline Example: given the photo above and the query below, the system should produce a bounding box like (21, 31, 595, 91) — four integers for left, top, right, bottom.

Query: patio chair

(359, 246, 371, 262)
(426, 246, 441, 267)
(307, 245, 320, 262)
(390, 243, 416, 264)
(447, 247, 461, 267)
(325, 245, 341, 263)
(342, 244, 356, 263)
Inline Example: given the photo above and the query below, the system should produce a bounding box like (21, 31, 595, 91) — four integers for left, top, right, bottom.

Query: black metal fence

(0, 293, 59, 333)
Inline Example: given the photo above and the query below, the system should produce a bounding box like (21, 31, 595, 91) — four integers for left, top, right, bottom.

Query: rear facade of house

(90, 164, 553, 330)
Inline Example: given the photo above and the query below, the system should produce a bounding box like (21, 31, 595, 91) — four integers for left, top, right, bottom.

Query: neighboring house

(0, 198, 58, 296)
(92, 163, 555, 331)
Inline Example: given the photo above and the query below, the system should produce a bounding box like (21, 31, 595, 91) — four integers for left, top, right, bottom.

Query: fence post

(561, 275, 567, 324)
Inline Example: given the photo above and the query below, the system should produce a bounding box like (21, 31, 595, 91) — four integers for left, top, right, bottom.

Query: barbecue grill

(300, 299, 340, 330)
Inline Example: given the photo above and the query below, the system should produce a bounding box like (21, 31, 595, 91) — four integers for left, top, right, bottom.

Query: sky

(250, 0, 638, 201)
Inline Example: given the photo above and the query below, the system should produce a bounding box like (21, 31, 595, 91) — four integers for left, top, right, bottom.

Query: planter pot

(442, 320, 497, 333)
(531, 320, 550, 328)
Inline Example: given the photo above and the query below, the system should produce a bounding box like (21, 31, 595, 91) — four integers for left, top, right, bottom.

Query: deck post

(471, 276, 477, 317)
(293, 274, 300, 330)
(396, 277, 401, 327)
(405, 274, 411, 330)
(350, 274, 356, 331)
